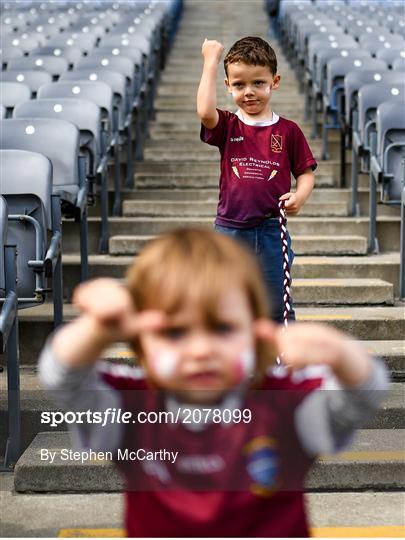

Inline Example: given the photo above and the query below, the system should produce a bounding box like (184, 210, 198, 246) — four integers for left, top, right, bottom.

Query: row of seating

(0, 0, 183, 469)
(266, 0, 405, 295)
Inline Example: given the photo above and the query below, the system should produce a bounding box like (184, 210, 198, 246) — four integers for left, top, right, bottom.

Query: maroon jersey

(200, 109, 317, 228)
(101, 368, 322, 537)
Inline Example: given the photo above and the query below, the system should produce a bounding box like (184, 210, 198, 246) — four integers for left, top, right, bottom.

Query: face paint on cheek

(265, 86, 271, 94)
(231, 90, 237, 98)
(152, 350, 179, 380)
(234, 348, 256, 383)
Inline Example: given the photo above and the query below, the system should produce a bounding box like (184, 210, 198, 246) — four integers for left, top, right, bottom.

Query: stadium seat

(358, 33, 404, 57)
(376, 47, 405, 68)
(0, 82, 31, 118)
(60, 68, 140, 186)
(0, 46, 24, 69)
(0, 118, 88, 282)
(0, 105, 5, 119)
(351, 82, 405, 216)
(369, 100, 405, 253)
(13, 97, 110, 254)
(37, 80, 123, 216)
(6, 55, 69, 80)
(30, 45, 83, 69)
(0, 195, 20, 470)
(345, 70, 405, 214)
(0, 70, 52, 97)
(0, 148, 63, 324)
(46, 33, 97, 55)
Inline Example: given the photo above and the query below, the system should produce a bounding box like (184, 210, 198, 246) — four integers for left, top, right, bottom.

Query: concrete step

(109, 234, 368, 256)
(60, 216, 401, 254)
(291, 279, 394, 305)
(126, 186, 398, 216)
(134, 159, 352, 183)
(1, 368, 402, 459)
(1, 476, 404, 538)
(142, 143, 336, 162)
(122, 200, 349, 218)
(15, 304, 405, 365)
(154, 97, 306, 110)
(133, 172, 336, 188)
(13, 429, 405, 492)
(60, 252, 402, 299)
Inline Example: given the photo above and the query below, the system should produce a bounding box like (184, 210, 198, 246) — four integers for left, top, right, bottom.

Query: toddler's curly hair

(224, 36, 277, 77)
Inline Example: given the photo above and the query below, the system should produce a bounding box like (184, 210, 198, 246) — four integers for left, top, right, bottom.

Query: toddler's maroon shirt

(200, 109, 317, 228)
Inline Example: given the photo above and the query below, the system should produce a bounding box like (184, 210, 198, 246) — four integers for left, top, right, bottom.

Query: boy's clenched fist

(202, 38, 224, 63)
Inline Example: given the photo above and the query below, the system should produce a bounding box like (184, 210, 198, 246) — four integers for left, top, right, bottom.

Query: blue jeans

(215, 219, 295, 323)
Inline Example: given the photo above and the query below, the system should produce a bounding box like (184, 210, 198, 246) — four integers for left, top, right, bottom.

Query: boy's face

(139, 288, 256, 404)
(225, 62, 280, 116)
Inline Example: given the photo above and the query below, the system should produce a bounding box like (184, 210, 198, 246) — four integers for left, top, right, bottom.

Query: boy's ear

(272, 73, 281, 90)
(224, 78, 232, 93)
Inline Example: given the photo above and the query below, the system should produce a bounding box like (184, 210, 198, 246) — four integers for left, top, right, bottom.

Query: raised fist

(202, 39, 224, 64)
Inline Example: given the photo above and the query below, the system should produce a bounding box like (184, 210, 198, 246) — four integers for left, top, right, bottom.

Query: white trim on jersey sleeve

(294, 357, 389, 457)
(38, 341, 124, 454)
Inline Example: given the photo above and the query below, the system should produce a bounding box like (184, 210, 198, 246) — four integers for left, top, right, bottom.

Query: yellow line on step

(321, 451, 405, 462)
(297, 315, 353, 320)
(58, 526, 405, 538)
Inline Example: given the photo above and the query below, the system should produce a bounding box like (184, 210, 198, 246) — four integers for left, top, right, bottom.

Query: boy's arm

(279, 167, 315, 215)
(197, 39, 223, 129)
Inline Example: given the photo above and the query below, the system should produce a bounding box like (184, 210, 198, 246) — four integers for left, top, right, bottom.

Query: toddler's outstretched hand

(52, 279, 166, 368)
(201, 38, 224, 64)
(254, 320, 372, 387)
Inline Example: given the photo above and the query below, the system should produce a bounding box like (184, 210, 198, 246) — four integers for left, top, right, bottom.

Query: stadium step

(122, 200, 350, 217)
(61, 216, 401, 253)
(108, 234, 369, 256)
(12, 429, 405, 492)
(15, 304, 405, 366)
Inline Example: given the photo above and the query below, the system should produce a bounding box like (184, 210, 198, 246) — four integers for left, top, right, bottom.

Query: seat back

(0, 70, 52, 95)
(359, 34, 404, 56)
(345, 70, 403, 126)
(76, 54, 134, 82)
(358, 82, 405, 144)
(393, 57, 405, 71)
(46, 33, 97, 54)
(37, 80, 113, 126)
(60, 68, 128, 126)
(0, 82, 31, 116)
(376, 47, 405, 68)
(326, 57, 387, 98)
(0, 118, 80, 202)
(376, 100, 405, 200)
(316, 47, 370, 91)
(31, 45, 83, 67)
(14, 97, 102, 165)
(100, 33, 150, 57)
(0, 149, 52, 299)
(0, 45, 24, 66)
(7, 55, 69, 78)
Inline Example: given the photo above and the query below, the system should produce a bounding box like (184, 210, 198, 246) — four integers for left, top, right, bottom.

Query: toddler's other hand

(254, 320, 371, 386)
(202, 38, 224, 64)
(279, 192, 304, 215)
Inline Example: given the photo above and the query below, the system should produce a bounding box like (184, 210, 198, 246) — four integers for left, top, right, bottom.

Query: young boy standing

(197, 36, 317, 322)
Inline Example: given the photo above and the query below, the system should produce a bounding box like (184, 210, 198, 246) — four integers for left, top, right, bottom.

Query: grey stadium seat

(0, 149, 63, 326)
(358, 34, 404, 57)
(37, 80, 122, 216)
(0, 118, 89, 282)
(0, 105, 5, 119)
(0, 70, 52, 96)
(0, 82, 31, 117)
(0, 194, 19, 469)
(376, 47, 405, 68)
(30, 45, 83, 68)
(351, 82, 405, 216)
(369, 100, 405, 253)
(46, 33, 97, 55)
(6, 55, 69, 79)
(345, 70, 404, 132)
(392, 57, 405, 71)
(13, 97, 110, 254)
(0, 46, 24, 67)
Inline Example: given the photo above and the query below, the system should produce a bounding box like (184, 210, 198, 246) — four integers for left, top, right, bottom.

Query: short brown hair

(126, 228, 275, 383)
(224, 36, 277, 77)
